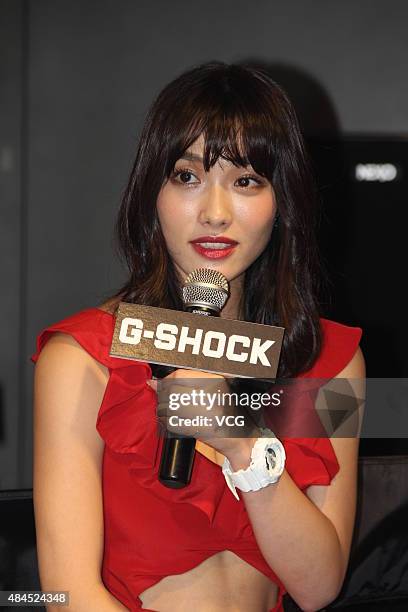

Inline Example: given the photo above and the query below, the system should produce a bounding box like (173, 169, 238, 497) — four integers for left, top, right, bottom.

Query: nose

(198, 183, 233, 229)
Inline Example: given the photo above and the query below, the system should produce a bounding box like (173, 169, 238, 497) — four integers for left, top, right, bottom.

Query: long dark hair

(108, 60, 328, 378)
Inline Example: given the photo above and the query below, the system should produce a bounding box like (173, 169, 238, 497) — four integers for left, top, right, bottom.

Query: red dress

(31, 307, 362, 612)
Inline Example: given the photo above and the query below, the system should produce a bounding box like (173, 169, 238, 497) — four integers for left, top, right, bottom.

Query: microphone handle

(157, 306, 216, 488)
(147, 362, 197, 488)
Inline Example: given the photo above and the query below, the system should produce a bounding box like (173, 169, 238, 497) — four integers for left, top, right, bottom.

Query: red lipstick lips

(189, 235, 238, 260)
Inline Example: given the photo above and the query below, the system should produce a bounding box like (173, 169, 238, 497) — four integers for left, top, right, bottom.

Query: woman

(32, 61, 365, 612)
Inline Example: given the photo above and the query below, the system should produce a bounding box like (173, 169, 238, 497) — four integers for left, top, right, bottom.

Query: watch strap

(222, 431, 286, 500)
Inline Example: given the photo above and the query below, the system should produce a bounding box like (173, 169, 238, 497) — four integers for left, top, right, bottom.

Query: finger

(156, 384, 192, 406)
(163, 369, 224, 382)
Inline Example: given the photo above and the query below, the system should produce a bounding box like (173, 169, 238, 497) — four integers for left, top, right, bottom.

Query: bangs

(163, 94, 279, 180)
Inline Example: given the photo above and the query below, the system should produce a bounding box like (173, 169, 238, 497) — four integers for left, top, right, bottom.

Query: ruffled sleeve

(278, 317, 363, 491)
(302, 317, 363, 380)
(282, 437, 340, 490)
(30, 307, 144, 371)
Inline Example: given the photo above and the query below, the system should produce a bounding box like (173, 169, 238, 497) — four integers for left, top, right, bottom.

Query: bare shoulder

(332, 344, 366, 437)
(35, 331, 109, 385)
(33, 331, 110, 463)
(337, 345, 366, 379)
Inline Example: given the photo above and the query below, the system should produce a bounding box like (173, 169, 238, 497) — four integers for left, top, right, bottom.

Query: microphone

(158, 268, 230, 488)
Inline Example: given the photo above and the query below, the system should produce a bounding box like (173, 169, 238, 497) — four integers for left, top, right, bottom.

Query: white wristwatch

(222, 428, 286, 501)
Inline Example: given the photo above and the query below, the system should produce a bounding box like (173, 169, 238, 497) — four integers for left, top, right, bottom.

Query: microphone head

(182, 268, 230, 314)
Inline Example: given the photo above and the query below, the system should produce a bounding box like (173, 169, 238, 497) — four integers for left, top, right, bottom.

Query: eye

(170, 167, 265, 189)
(171, 167, 200, 186)
(236, 175, 264, 189)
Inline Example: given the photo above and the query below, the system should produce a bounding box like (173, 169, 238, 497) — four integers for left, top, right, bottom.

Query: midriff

(139, 442, 279, 612)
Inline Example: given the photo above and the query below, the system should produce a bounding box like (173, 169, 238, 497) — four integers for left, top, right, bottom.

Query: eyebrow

(180, 152, 203, 162)
(179, 151, 251, 168)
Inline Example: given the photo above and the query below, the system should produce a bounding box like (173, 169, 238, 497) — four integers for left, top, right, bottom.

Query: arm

(33, 333, 129, 611)
(226, 346, 366, 611)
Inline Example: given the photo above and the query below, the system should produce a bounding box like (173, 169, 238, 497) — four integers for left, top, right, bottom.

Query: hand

(147, 369, 260, 457)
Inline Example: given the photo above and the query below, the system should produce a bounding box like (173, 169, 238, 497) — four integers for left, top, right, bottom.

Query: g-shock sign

(119, 317, 274, 366)
(110, 303, 285, 379)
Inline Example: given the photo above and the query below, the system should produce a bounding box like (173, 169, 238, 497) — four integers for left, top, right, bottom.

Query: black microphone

(158, 268, 230, 488)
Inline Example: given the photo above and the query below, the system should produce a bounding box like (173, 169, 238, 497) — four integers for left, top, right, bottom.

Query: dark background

(1, 0, 407, 490)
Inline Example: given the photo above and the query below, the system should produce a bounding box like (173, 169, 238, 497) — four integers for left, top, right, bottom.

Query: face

(156, 134, 278, 291)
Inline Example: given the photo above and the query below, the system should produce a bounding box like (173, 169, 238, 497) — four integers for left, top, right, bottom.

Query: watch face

(265, 441, 286, 476)
(266, 446, 277, 470)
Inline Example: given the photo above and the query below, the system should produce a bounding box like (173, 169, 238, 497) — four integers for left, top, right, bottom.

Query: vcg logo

(119, 317, 275, 366)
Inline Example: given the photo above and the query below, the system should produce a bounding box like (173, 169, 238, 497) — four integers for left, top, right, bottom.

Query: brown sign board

(110, 302, 285, 379)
